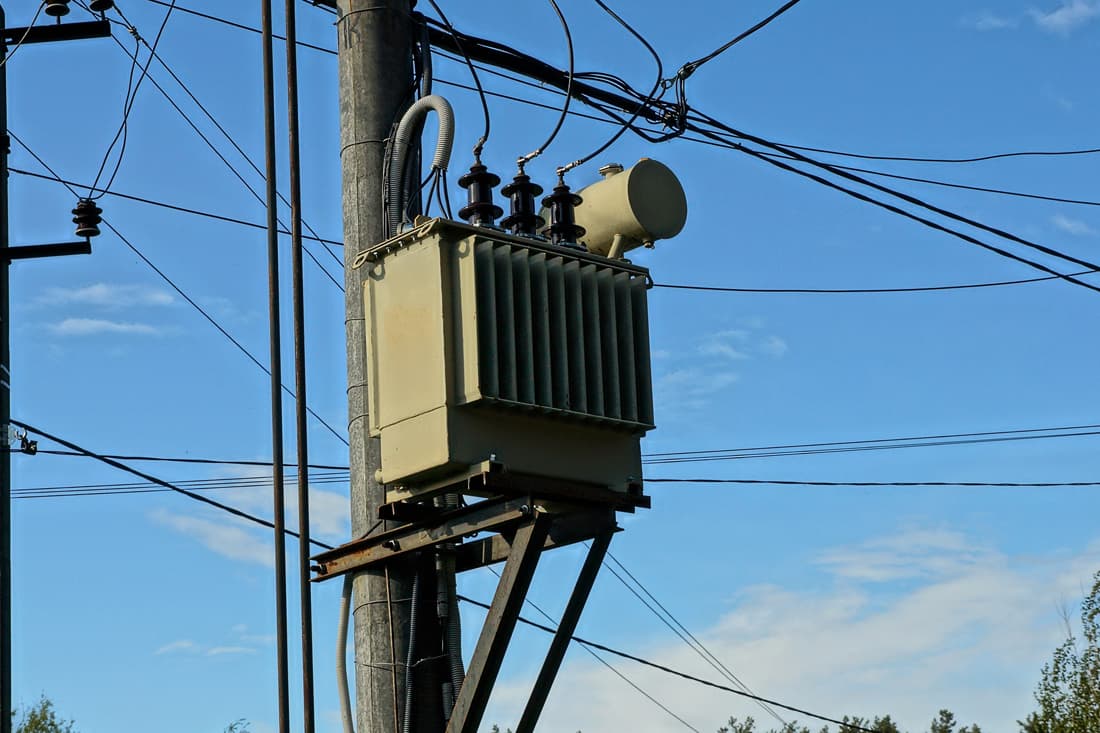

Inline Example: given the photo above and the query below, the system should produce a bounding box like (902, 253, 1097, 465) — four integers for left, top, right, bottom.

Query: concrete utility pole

(336, 2, 415, 731)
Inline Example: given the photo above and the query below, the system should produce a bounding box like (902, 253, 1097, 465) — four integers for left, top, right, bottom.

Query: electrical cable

(100, 8, 347, 272)
(720, 136, 1100, 296)
(94, 26, 345, 289)
(642, 430, 1100, 466)
(0, 2, 45, 69)
(645, 478, 1100, 487)
(11, 419, 334, 550)
(691, 113, 1100, 279)
(9, 167, 343, 247)
(517, 0, 574, 170)
(456, 594, 882, 733)
(482, 565, 700, 732)
(557, 0, 663, 176)
(674, 0, 804, 81)
(599, 550, 787, 727)
(651, 270, 1095, 294)
(88, 1, 178, 199)
(32, 448, 347, 470)
(138, 1, 1100, 171)
(8, 133, 349, 446)
(419, 2, 490, 159)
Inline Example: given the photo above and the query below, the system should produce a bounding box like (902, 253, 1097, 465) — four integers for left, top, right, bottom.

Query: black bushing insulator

(45, 0, 71, 17)
(457, 162, 503, 226)
(72, 198, 103, 239)
(541, 182, 586, 247)
(499, 173, 545, 236)
(89, 0, 116, 11)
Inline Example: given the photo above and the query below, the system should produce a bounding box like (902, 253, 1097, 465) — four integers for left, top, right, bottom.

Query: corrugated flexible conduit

(387, 94, 454, 235)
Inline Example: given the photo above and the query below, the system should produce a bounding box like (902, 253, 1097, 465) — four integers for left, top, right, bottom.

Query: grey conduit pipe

(336, 576, 355, 733)
(387, 94, 455, 235)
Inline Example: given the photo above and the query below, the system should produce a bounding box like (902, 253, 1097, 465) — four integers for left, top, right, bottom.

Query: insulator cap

(89, 0, 115, 11)
(44, 0, 71, 17)
(457, 162, 503, 226)
(72, 198, 103, 239)
(541, 182, 586, 246)
(500, 173, 544, 236)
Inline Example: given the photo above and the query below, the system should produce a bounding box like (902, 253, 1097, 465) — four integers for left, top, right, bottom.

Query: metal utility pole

(259, 2, 291, 733)
(1, 11, 108, 733)
(336, 1, 415, 732)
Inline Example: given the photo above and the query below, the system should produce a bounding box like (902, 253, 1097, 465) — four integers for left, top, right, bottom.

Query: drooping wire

(482, 565, 700, 732)
(88, 1, 179, 199)
(517, 0, 574, 171)
(10, 132, 349, 446)
(691, 112, 1100, 277)
(673, 0, 805, 82)
(0, 2, 45, 69)
(421, 0, 490, 159)
(720, 137, 1100, 296)
(12, 419, 335, 551)
(651, 270, 1096, 295)
(557, 0, 664, 176)
(456, 594, 884, 733)
(599, 550, 788, 727)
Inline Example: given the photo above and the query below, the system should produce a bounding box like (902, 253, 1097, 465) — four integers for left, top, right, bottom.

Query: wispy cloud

(1052, 213, 1096, 236)
(964, 10, 1018, 30)
(48, 318, 162, 336)
(485, 531, 1100, 733)
(206, 646, 257, 657)
(698, 330, 750, 361)
(1029, 0, 1100, 33)
(151, 509, 273, 567)
(759, 336, 788, 358)
(35, 283, 173, 309)
(155, 639, 198, 655)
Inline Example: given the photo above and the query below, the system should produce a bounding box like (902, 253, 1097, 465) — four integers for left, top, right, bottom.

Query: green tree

(1019, 569, 1100, 733)
(12, 697, 74, 733)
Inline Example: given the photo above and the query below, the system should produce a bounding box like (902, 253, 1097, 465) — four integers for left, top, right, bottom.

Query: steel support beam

(445, 515, 551, 733)
(3, 241, 90, 261)
(514, 528, 614, 733)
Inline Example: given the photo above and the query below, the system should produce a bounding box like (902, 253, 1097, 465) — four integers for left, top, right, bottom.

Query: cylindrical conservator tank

(355, 218, 656, 501)
(565, 158, 687, 257)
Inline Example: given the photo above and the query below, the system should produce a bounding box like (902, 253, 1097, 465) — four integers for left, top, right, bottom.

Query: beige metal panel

(377, 406, 456, 484)
(448, 234, 482, 405)
(362, 238, 449, 435)
(448, 408, 643, 492)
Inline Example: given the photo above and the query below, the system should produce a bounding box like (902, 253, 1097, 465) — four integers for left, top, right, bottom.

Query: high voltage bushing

(500, 172, 544, 236)
(45, 0, 71, 17)
(542, 180, 585, 247)
(72, 198, 102, 239)
(89, 0, 115, 12)
(457, 162, 503, 227)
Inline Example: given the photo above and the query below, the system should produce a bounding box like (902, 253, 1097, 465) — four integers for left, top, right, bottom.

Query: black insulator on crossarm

(45, 0, 71, 17)
(541, 180, 585, 246)
(500, 172, 544, 236)
(72, 198, 103, 239)
(457, 162, 503, 226)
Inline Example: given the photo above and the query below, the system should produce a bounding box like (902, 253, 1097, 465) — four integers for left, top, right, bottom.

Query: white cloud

(759, 336, 788, 358)
(1029, 0, 1100, 33)
(698, 330, 751, 361)
(36, 283, 173, 309)
(155, 639, 197, 655)
(48, 318, 161, 337)
(1052, 213, 1096, 236)
(151, 509, 273, 567)
(484, 531, 1100, 733)
(965, 10, 1018, 30)
(206, 646, 257, 656)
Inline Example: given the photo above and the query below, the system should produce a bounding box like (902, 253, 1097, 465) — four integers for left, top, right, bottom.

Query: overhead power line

(9, 134, 349, 447)
(35, 448, 347, 470)
(12, 419, 334, 551)
(9, 167, 343, 246)
(675, 0, 805, 80)
(645, 478, 1100, 488)
(160, 0, 1100, 173)
(456, 595, 883, 733)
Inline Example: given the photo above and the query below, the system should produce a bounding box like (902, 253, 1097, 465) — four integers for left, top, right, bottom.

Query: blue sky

(6, 1, 1100, 732)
